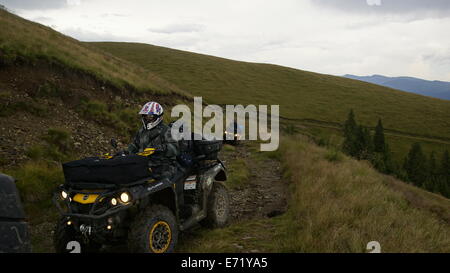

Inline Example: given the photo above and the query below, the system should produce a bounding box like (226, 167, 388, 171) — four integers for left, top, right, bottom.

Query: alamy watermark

(170, 97, 279, 152)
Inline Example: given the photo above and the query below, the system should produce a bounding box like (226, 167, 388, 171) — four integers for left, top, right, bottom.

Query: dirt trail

(223, 143, 288, 222)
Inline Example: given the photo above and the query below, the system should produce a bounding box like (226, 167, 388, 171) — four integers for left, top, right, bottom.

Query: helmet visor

(142, 114, 159, 123)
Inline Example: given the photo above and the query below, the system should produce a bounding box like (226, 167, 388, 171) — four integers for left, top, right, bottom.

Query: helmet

(139, 101, 164, 130)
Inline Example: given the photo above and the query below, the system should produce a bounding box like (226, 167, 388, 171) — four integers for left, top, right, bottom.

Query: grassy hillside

(91, 42, 450, 140)
(179, 137, 450, 253)
(0, 10, 188, 97)
(0, 10, 194, 252)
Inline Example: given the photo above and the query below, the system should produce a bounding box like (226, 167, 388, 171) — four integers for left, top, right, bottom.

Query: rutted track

(223, 143, 288, 222)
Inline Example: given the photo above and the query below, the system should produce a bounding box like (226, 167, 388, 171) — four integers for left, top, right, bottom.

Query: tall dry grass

(276, 136, 450, 252)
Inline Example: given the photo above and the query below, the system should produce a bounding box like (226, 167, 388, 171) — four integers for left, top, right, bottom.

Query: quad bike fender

(199, 163, 227, 194)
(140, 180, 180, 224)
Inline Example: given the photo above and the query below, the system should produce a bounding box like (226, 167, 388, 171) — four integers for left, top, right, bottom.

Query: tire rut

(224, 143, 288, 223)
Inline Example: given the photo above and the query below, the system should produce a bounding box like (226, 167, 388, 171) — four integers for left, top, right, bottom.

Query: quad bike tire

(201, 182, 230, 228)
(53, 218, 102, 253)
(128, 204, 178, 253)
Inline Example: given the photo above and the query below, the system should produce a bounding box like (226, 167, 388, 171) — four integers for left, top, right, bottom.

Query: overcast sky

(2, 0, 450, 81)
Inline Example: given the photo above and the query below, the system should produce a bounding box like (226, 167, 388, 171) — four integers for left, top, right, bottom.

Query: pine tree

(404, 143, 428, 187)
(383, 143, 395, 174)
(424, 151, 438, 192)
(441, 150, 450, 179)
(343, 110, 358, 157)
(373, 119, 385, 154)
(356, 126, 373, 160)
(440, 150, 450, 197)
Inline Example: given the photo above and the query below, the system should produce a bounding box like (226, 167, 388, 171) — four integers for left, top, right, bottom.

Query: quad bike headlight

(61, 190, 68, 200)
(110, 198, 118, 206)
(119, 192, 131, 203)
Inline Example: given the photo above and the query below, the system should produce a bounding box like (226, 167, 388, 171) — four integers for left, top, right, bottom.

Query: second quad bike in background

(53, 136, 230, 253)
(223, 121, 243, 145)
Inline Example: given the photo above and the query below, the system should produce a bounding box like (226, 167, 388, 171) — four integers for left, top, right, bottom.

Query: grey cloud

(422, 52, 450, 67)
(0, 0, 69, 10)
(148, 23, 204, 34)
(312, 0, 450, 17)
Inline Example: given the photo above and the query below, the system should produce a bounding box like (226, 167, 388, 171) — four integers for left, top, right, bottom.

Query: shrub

(36, 82, 62, 98)
(11, 161, 64, 203)
(325, 148, 343, 162)
(42, 128, 72, 154)
(25, 145, 46, 160)
(0, 100, 49, 117)
(26, 128, 74, 161)
(78, 99, 138, 136)
(79, 100, 125, 129)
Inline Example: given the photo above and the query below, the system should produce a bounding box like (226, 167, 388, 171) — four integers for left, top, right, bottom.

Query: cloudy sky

(2, 0, 450, 81)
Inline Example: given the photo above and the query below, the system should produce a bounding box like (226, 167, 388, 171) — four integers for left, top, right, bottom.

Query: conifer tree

(343, 110, 358, 157)
(440, 150, 450, 197)
(404, 143, 428, 187)
(373, 119, 385, 154)
(356, 125, 373, 160)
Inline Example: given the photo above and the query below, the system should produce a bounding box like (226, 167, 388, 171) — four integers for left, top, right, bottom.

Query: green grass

(324, 148, 344, 163)
(77, 99, 141, 136)
(4, 161, 64, 204)
(225, 158, 251, 189)
(91, 42, 450, 141)
(25, 128, 75, 162)
(0, 9, 189, 97)
(180, 136, 450, 253)
(35, 82, 64, 98)
(0, 160, 62, 253)
(0, 100, 50, 117)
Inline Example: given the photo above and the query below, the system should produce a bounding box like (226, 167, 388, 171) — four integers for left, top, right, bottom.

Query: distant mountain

(344, 74, 450, 100)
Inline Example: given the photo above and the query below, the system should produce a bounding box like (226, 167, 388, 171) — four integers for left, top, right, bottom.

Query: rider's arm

(161, 128, 180, 159)
(128, 130, 141, 154)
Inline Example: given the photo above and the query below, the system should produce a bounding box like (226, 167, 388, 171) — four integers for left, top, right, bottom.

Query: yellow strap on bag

(137, 148, 156, 157)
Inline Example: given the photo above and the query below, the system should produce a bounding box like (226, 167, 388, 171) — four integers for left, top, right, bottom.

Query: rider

(128, 102, 181, 183)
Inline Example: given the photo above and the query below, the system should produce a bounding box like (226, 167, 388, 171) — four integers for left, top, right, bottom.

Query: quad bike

(53, 137, 229, 253)
(223, 122, 243, 146)
(0, 173, 31, 253)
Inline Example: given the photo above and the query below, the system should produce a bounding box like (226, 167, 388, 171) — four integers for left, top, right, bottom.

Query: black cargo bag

(194, 139, 222, 160)
(62, 155, 152, 185)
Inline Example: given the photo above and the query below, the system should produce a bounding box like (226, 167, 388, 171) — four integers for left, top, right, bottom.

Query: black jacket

(128, 122, 179, 160)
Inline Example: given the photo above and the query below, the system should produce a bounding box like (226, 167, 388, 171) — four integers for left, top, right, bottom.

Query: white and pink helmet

(139, 101, 164, 130)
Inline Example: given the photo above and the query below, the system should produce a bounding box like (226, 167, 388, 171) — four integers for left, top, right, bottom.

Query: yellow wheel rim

(149, 221, 172, 253)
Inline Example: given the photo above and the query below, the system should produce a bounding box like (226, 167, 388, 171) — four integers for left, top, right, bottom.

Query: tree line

(342, 110, 450, 198)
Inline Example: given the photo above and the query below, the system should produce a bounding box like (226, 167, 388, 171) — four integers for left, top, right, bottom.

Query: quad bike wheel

(201, 182, 230, 228)
(128, 205, 178, 253)
(53, 218, 102, 253)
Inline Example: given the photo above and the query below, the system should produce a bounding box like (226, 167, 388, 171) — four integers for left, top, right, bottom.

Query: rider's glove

(152, 144, 166, 152)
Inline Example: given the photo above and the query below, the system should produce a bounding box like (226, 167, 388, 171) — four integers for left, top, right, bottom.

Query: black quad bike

(53, 137, 229, 253)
